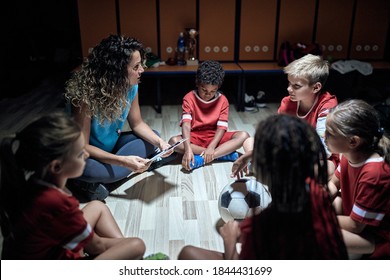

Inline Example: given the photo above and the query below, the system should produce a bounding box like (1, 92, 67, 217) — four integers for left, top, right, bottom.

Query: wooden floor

(0, 87, 278, 259)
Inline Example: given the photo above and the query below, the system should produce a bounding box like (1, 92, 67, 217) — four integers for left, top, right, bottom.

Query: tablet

(149, 138, 188, 162)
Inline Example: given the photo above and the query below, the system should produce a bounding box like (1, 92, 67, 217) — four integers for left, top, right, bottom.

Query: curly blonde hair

(65, 35, 145, 123)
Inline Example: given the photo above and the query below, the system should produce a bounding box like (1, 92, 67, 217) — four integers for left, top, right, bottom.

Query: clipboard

(149, 138, 188, 162)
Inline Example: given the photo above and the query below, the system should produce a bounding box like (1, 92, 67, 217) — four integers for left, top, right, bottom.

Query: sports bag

(278, 41, 323, 66)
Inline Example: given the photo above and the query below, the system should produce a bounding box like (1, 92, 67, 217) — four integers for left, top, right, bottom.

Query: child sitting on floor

(178, 115, 348, 259)
(0, 112, 146, 259)
(169, 60, 250, 171)
(326, 100, 390, 259)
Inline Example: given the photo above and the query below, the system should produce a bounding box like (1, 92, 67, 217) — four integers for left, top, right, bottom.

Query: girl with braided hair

(178, 114, 347, 259)
(326, 99, 390, 259)
(65, 35, 173, 201)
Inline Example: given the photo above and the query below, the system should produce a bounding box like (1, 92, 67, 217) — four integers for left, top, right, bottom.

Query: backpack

(278, 41, 323, 66)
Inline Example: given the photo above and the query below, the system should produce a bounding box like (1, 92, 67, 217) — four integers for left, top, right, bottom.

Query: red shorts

(189, 130, 236, 148)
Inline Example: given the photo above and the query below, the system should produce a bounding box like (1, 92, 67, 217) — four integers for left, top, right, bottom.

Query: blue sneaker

(189, 155, 204, 170)
(216, 151, 239, 162)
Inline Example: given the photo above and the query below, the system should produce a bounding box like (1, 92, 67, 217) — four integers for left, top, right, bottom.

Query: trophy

(186, 28, 198, 66)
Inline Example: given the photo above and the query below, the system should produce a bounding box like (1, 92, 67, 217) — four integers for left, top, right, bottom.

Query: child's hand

(231, 152, 252, 179)
(203, 147, 215, 164)
(220, 220, 241, 243)
(182, 151, 194, 171)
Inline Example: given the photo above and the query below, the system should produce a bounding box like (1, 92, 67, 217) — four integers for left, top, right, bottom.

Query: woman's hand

(159, 140, 174, 157)
(121, 155, 152, 173)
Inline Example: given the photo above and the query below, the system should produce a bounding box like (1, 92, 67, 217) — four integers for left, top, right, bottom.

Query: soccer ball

(218, 178, 272, 222)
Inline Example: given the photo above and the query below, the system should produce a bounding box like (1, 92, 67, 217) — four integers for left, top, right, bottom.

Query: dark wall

(0, 0, 82, 99)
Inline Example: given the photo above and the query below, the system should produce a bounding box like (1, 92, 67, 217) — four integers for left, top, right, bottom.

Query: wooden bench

(143, 63, 243, 113)
(142, 60, 390, 113)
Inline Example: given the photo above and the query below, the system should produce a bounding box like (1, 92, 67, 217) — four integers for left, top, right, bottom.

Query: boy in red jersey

(169, 60, 250, 171)
(278, 54, 338, 176)
(233, 54, 338, 179)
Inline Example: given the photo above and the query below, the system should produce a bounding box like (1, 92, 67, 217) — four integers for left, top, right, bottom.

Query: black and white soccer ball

(218, 178, 272, 222)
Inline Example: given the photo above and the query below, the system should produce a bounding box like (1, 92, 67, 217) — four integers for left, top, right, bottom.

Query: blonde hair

(284, 54, 329, 86)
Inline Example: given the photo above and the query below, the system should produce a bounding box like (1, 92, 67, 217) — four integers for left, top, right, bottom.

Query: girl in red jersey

(169, 60, 250, 171)
(0, 112, 145, 259)
(326, 99, 390, 259)
(178, 115, 348, 259)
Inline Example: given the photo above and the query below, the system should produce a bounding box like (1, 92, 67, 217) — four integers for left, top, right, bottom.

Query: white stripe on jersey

(352, 204, 384, 221)
(217, 120, 228, 128)
(182, 114, 192, 121)
(64, 223, 93, 250)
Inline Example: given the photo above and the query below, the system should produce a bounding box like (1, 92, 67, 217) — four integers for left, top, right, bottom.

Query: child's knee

(130, 237, 146, 258)
(169, 135, 180, 145)
(235, 131, 250, 142)
(177, 245, 195, 260)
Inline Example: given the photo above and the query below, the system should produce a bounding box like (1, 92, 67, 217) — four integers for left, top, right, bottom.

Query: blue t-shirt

(90, 85, 138, 152)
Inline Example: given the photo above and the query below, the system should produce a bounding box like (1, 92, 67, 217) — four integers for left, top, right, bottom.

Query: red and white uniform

(180, 90, 235, 147)
(278, 91, 337, 128)
(239, 180, 348, 259)
(335, 156, 390, 259)
(278, 91, 339, 165)
(2, 182, 93, 259)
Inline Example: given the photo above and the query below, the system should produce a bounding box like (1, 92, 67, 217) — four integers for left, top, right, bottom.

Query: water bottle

(177, 32, 186, 65)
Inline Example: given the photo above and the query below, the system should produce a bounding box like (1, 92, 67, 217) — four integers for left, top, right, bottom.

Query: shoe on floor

(148, 152, 178, 171)
(67, 180, 109, 202)
(216, 151, 239, 161)
(255, 91, 267, 108)
(144, 252, 170, 260)
(244, 93, 256, 112)
(189, 154, 205, 170)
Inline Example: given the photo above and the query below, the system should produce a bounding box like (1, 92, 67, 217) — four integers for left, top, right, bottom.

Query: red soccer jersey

(2, 183, 93, 259)
(335, 156, 390, 258)
(181, 90, 229, 131)
(239, 181, 347, 259)
(278, 91, 337, 128)
(278, 91, 338, 165)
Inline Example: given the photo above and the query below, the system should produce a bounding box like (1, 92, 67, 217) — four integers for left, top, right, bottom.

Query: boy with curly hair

(169, 60, 250, 171)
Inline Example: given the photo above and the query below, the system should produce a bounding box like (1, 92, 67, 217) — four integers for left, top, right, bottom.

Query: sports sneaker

(144, 252, 170, 260)
(255, 91, 267, 108)
(244, 93, 256, 112)
(67, 180, 109, 202)
(216, 151, 239, 161)
(189, 155, 205, 170)
(148, 152, 178, 171)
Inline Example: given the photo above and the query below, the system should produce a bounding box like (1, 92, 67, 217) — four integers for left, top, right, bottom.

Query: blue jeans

(78, 131, 159, 184)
